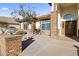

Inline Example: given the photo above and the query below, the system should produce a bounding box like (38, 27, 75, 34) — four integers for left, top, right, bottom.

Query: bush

(16, 29, 27, 35)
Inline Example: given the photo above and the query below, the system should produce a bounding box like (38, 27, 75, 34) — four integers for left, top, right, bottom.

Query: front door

(65, 21, 77, 37)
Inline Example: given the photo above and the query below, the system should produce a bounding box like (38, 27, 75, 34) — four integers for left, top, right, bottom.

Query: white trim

(58, 11, 61, 36)
(51, 3, 54, 12)
(61, 19, 76, 21)
(41, 20, 50, 31)
(62, 13, 77, 21)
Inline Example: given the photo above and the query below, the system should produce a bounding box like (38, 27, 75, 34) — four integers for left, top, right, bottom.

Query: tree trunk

(31, 22, 36, 34)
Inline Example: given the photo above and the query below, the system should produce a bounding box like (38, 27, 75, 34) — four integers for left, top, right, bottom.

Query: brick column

(50, 11, 58, 36)
(0, 35, 22, 56)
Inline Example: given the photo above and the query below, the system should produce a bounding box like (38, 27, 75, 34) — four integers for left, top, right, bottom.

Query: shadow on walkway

(22, 37, 35, 51)
(73, 45, 79, 56)
(67, 36, 79, 42)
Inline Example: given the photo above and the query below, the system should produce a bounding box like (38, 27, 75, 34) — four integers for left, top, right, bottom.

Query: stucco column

(58, 11, 61, 36)
(51, 3, 54, 11)
(20, 22, 24, 29)
(36, 21, 40, 29)
(27, 24, 32, 33)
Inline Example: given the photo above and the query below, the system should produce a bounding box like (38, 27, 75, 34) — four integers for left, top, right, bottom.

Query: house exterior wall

(20, 22, 32, 33)
(20, 22, 31, 30)
(60, 5, 77, 20)
(59, 4, 77, 36)
(35, 21, 40, 29)
(51, 3, 79, 37)
(28, 24, 32, 30)
(8, 24, 20, 29)
(21, 20, 50, 35)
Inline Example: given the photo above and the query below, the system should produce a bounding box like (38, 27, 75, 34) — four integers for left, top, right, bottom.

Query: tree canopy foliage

(11, 4, 37, 23)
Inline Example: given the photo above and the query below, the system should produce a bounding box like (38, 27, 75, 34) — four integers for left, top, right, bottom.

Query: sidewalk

(20, 34, 79, 56)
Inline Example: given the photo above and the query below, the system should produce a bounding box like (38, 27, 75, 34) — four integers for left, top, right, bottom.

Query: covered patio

(50, 3, 79, 42)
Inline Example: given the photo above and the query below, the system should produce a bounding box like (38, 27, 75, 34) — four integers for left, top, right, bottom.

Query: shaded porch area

(50, 3, 79, 42)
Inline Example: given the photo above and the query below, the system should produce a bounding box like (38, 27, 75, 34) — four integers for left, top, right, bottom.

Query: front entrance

(62, 20, 77, 37)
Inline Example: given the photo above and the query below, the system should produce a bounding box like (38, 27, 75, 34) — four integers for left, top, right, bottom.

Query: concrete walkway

(20, 34, 79, 56)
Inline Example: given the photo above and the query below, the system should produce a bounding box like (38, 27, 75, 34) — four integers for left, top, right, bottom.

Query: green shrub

(16, 29, 27, 35)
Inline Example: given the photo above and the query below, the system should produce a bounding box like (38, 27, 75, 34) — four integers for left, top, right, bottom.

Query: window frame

(41, 20, 50, 31)
(63, 13, 74, 20)
(23, 23, 28, 30)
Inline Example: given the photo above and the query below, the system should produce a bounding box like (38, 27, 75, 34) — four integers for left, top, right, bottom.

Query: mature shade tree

(11, 4, 37, 34)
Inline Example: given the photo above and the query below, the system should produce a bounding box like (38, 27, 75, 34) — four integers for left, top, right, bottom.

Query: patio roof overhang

(0, 17, 19, 25)
(58, 3, 77, 9)
(36, 14, 51, 21)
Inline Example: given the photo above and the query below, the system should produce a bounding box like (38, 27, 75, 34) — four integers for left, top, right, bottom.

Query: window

(63, 14, 74, 19)
(46, 23, 50, 30)
(42, 24, 45, 30)
(24, 23, 28, 30)
(41, 21, 50, 31)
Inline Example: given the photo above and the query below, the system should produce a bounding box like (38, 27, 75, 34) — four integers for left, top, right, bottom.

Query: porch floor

(20, 34, 79, 56)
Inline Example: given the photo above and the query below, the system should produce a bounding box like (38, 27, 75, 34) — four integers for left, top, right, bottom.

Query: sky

(0, 3, 51, 17)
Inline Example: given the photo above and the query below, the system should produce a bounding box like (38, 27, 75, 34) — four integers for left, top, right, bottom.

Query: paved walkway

(20, 34, 79, 56)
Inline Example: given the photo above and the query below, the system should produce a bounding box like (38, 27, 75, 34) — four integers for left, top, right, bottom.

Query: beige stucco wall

(36, 21, 41, 29)
(20, 22, 39, 30)
(20, 22, 31, 30)
(28, 24, 31, 30)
